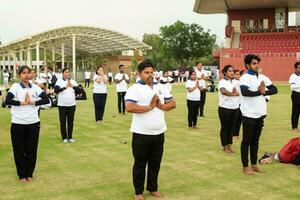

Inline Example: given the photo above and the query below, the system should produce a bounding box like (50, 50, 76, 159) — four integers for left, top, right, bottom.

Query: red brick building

(194, 0, 300, 81)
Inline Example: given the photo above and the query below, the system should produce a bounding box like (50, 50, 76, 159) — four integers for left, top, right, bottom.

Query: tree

(160, 20, 217, 67)
(142, 33, 179, 70)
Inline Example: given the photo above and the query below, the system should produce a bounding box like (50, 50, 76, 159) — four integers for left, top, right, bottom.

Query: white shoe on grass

(68, 139, 76, 143)
(63, 139, 68, 143)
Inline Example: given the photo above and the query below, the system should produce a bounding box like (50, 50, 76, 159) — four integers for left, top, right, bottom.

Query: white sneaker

(63, 139, 68, 143)
(68, 139, 75, 143)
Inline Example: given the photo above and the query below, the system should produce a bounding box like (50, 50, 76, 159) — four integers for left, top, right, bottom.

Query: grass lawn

(0, 83, 299, 200)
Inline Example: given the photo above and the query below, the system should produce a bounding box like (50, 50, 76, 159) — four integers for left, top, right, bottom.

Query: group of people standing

(217, 54, 278, 175)
(3, 55, 300, 200)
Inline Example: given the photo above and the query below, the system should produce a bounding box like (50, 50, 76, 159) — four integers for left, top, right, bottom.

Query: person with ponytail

(218, 65, 240, 153)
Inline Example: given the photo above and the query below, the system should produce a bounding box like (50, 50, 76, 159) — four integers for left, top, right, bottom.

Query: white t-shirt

(55, 72, 62, 80)
(3, 72, 9, 81)
(218, 79, 240, 109)
(8, 82, 44, 124)
(289, 73, 300, 93)
(240, 72, 272, 118)
(39, 72, 48, 84)
(125, 81, 173, 135)
(115, 73, 129, 92)
(195, 69, 209, 89)
(108, 72, 113, 78)
(48, 72, 55, 84)
(93, 74, 107, 94)
(55, 78, 78, 106)
(233, 79, 241, 105)
(84, 71, 91, 79)
(186, 80, 201, 101)
(160, 76, 173, 93)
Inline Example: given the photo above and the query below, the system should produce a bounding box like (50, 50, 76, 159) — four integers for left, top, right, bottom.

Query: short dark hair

(196, 61, 202, 66)
(18, 65, 31, 75)
(119, 64, 124, 69)
(137, 61, 154, 73)
(62, 68, 69, 73)
(244, 54, 261, 68)
(294, 62, 300, 69)
(189, 70, 196, 77)
(234, 69, 240, 74)
(221, 65, 233, 76)
(3, 69, 7, 73)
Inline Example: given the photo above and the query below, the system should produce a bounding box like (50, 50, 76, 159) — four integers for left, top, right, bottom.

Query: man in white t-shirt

(288, 62, 300, 132)
(3, 69, 10, 88)
(84, 69, 92, 88)
(195, 62, 210, 117)
(115, 64, 130, 114)
(125, 61, 176, 200)
(239, 54, 278, 175)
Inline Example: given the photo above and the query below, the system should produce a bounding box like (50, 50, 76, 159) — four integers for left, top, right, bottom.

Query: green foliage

(143, 21, 217, 69)
(160, 20, 217, 67)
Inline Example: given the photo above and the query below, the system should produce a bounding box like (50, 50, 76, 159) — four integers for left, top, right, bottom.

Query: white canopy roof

(0, 25, 150, 55)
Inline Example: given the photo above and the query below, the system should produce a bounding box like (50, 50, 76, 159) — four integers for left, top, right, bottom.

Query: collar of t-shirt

(20, 82, 32, 88)
(247, 70, 258, 76)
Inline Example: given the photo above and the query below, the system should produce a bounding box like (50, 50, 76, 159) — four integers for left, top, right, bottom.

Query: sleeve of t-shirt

(218, 79, 226, 90)
(125, 74, 130, 80)
(55, 79, 62, 87)
(125, 85, 138, 103)
(289, 74, 295, 85)
(33, 84, 44, 96)
(239, 75, 250, 88)
(186, 80, 193, 88)
(8, 83, 18, 97)
(114, 73, 120, 80)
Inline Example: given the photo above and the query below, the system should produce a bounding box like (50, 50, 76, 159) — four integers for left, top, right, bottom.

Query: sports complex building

(194, 0, 300, 81)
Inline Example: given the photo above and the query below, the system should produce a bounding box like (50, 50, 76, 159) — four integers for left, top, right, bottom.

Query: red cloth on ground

(279, 137, 300, 163)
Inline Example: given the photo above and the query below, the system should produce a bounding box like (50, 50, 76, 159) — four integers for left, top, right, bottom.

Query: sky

(0, 0, 227, 45)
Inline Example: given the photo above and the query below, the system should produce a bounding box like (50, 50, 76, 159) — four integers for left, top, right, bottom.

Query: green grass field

(0, 83, 299, 200)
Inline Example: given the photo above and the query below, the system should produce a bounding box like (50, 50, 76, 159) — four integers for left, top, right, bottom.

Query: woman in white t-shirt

(218, 65, 240, 153)
(5, 66, 49, 182)
(93, 65, 107, 123)
(186, 70, 204, 128)
(54, 68, 80, 143)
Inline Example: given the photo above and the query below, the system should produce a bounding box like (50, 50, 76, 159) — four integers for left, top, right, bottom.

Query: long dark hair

(221, 65, 233, 76)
